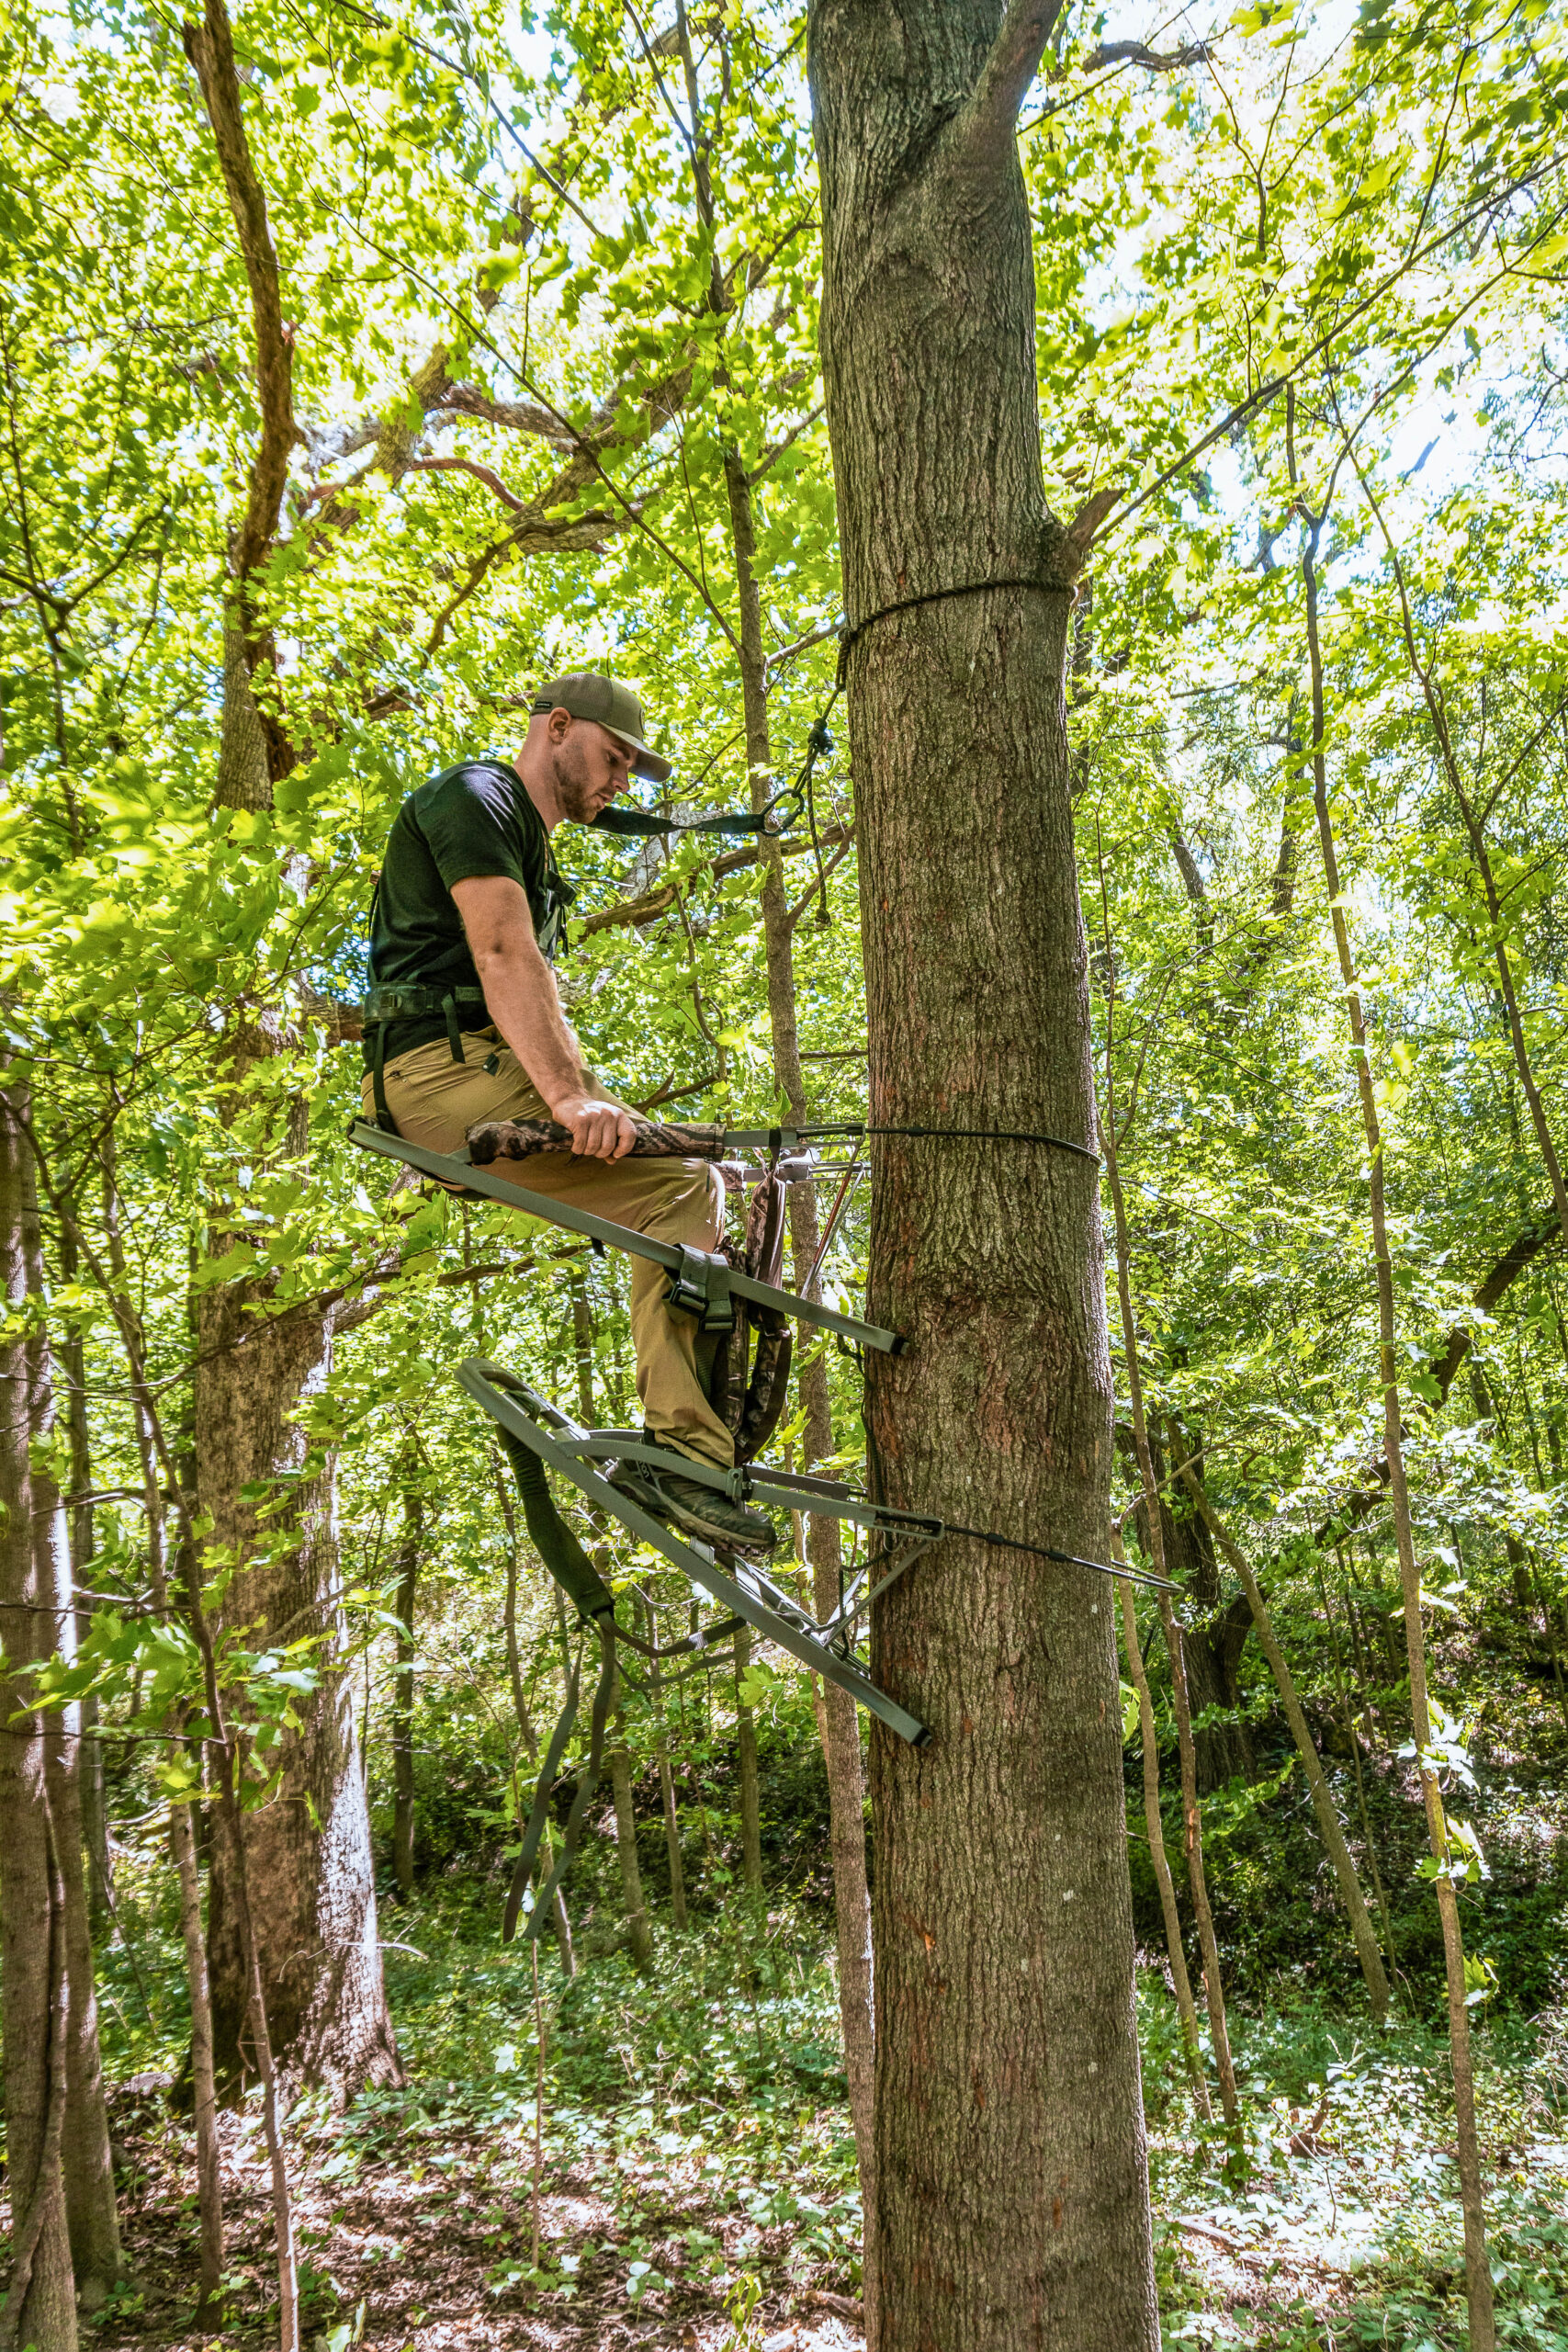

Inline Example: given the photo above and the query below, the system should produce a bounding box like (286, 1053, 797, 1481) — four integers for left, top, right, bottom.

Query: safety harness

(360, 758, 803, 1138)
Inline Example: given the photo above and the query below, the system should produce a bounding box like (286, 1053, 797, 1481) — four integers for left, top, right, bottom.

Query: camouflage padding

(462, 1114, 791, 1464)
(467, 1115, 729, 1163)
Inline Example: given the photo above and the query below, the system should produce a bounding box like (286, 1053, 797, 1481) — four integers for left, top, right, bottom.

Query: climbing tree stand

(458, 1359, 932, 1748)
(349, 1115, 1169, 1936)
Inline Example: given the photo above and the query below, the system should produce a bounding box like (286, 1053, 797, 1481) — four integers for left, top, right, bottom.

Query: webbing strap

(592, 804, 770, 841)
(490, 1416, 615, 1625)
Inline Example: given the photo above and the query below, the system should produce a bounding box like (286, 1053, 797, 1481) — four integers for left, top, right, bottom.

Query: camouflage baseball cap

(531, 672, 671, 783)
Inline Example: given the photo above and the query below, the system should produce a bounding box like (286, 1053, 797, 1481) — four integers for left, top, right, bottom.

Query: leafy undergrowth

(78, 1873, 1568, 2350)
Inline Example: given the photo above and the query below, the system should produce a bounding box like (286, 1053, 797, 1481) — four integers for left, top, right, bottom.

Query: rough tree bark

(0, 1087, 78, 2351)
(810, 6, 1157, 2343)
(198, 1279, 400, 2099)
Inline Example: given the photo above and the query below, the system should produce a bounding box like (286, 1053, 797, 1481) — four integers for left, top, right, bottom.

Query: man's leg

(367, 1032, 734, 1467)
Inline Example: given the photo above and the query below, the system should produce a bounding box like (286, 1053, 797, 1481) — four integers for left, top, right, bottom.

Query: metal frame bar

(457, 1361, 930, 1747)
(351, 1119, 902, 1354)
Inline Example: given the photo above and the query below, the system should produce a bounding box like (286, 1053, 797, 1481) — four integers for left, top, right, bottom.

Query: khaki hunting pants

(364, 1028, 733, 1467)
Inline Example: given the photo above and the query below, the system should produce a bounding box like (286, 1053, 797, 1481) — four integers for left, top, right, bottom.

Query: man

(362, 673, 774, 1551)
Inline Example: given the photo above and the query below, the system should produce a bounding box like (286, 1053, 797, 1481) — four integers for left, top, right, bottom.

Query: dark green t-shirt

(363, 758, 574, 1065)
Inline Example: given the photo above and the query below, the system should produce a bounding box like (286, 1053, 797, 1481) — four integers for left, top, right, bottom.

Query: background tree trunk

(171, 1794, 225, 2321)
(733, 1625, 764, 1895)
(1185, 1482, 1391, 2020)
(391, 1484, 423, 1902)
(1115, 1566, 1209, 2114)
(56, 1219, 110, 1931)
(0, 1086, 81, 2350)
(607, 1670, 653, 1969)
(646, 1600, 688, 1929)
(6, 1104, 122, 2305)
(810, 6, 1158, 2342)
(198, 1284, 400, 2100)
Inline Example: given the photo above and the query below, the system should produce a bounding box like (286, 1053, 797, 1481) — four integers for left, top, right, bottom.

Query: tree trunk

(607, 1673, 653, 1969)
(391, 1484, 423, 1902)
(198, 1286, 401, 2102)
(1121, 1427, 1252, 1792)
(5, 1094, 122, 2308)
(646, 1600, 688, 1930)
(0, 1086, 78, 2352)
(1114, 1565, 1209, 2115)
(46, 1712, 123, 2310)
(1184, 1484, 1391, 2021)
(810, 9, 1157, 2341)
(171, 1795, 225, 2321)
(733, 1624, 764, 1895)
(1298, 443, 1495, 2345)
(495, 1447, 573, 1962)
(31, 1509, 120, 2306)
(1315, 1559, 1397, 1982)
(56, 1217, 109, 1932)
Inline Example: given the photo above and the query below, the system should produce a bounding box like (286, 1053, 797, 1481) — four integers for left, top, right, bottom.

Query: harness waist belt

(362, 982, 488, 1133)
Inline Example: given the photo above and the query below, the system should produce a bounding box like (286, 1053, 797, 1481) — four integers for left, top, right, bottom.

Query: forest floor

(65, 1874, 1568, 2351)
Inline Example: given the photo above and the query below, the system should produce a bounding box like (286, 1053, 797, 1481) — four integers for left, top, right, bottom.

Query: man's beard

(551, 736, 601, 824)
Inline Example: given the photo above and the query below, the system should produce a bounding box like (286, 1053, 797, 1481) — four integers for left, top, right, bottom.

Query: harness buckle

(664, 1244, 736, 1334)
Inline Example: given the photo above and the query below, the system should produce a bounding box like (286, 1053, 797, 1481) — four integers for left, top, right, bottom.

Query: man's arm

(450, 874, 636, 1160)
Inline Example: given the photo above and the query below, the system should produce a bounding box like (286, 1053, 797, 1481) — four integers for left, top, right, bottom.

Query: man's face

(550, 716, 635, 822)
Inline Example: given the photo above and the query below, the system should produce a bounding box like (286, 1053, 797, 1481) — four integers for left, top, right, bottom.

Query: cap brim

(608, 727, 671, 785)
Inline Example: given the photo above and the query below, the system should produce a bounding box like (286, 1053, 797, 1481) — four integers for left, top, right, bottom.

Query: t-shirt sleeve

(418, 765, 546, 898)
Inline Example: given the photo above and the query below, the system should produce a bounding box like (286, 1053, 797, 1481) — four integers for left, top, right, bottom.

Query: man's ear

(547, 706, 573, 746)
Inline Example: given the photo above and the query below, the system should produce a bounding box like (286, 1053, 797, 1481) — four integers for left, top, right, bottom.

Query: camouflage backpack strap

(733, 1172, 794, 1466)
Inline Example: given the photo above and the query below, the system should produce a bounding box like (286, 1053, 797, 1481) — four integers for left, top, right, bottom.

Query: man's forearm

(474, 945, 588, 1112)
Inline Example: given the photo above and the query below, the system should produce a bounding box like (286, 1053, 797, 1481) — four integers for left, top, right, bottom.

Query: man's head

(519, 672, 670, 829)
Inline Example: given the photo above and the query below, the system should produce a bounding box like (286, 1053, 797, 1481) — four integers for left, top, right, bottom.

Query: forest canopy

(4, 0, 1568, 2346)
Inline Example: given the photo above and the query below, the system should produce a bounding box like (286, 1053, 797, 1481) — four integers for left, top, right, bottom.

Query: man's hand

(551, 1093, 638, 1161)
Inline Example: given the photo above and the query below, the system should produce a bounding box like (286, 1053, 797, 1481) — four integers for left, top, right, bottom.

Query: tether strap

(836, 577, 1070, 686)
(493, 1423, 615, 1623)
(863, 1125, 1100, 1169)
(592, 804, 773, 841)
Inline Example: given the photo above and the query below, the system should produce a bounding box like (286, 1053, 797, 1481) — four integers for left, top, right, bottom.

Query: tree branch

(401, 455, 525, 512)
(180, 0, 294, 593)
(953, 0, 1067, 175)
(579, 821, 852, 936)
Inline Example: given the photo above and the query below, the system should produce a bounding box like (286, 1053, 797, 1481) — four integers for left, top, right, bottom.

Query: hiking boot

(610, 1462, 778, 1553)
